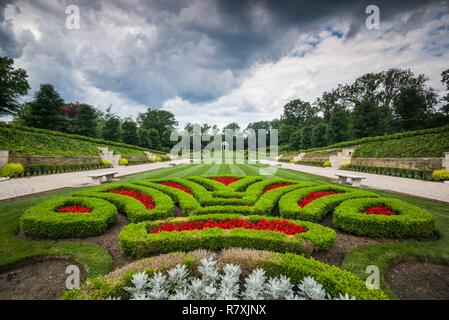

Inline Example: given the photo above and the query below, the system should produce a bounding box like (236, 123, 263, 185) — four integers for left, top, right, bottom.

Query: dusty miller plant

(113, 257, 355, 300)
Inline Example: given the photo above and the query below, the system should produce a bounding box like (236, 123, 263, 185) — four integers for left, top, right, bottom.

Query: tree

(0, 57, 30, 116)
(121, 119, 139, 145)
(137, 108, 178, 148)
(281, 99, 315, 126)
(300, 123, 314, 149)
(393, 86, 437, 131)
(441, 69, 449, 116)
(311, 122, 327, 147)
(22, 84, 67, 130)
(102, 116, 122, 142)
(351, 98, 383, 138)
(325, 109, 351, 144)
(72, 104, 98, 137)
(148, 128, 161, 149)
(279, 124, 295, 146)
(223, 122, 240, 132)
(138, 127, 151, 148)
(289, 129, 302, 150)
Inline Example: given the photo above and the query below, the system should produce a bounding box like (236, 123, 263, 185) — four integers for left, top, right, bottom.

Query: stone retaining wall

(8, 155, 102, 165)
(351, 157, 443, 171)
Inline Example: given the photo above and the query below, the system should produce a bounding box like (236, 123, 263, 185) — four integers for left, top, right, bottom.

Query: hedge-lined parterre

(74, 183, 174, 222)
(279, 185, 378, 221)
(62, 249, 388, 300)
(333, 198, 435, 238)
(119, 214, 336, 257)
(20, 197, 118, 239)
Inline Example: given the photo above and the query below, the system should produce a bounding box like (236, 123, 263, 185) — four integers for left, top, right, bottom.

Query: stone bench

(169, 163, 177, 167)
(336, 173, 366, 187)
(88, 171, 118, 185)
(0, 177, 10, 182)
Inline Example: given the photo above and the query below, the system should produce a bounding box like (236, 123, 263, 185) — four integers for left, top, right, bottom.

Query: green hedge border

(119, 214, 336, 257)
(279, 185, 379, 221)
(63, 250, 388, 300)
(333, 198, 435, 238)
(74, 183, 174, 222)
(20, 197, 118, 239)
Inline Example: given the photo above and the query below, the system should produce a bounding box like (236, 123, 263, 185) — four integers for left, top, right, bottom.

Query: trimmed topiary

(333, 197, 435, 238)
(20, 197, 118, 239)
(119, 214, 336, 258)
(0, 162, 24, 178)
(74, 183, 174, 222)
(279, 185, 378, 221)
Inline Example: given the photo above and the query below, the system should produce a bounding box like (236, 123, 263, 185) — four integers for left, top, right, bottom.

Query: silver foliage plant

(113, 257, 355, 300)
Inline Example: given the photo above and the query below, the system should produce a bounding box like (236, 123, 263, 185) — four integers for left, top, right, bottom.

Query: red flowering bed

(110, 189, 155, 209)
(263, 183, 290, 193)
(211, 177, 241, 185)
(160, 181, 192, 194)
(149, 218, 307, 235)
(57, 205, 92, 214)
(363, 206, 395, 216)
(298, 191, 341, 208)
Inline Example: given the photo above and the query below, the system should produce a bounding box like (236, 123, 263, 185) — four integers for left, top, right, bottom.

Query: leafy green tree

(223, 122, 240, 132)
(0, 57, 30, 116)
(138, 127, 151, 148)
(351, 98, 383, 138)
(72, 104, 98, 137)
(148, 128, 161, 149)
(289, 129, 302, 150)
(441, 69, 449, 116)
(311, 122, 327, 147)
(102, 116, 122, 142)
(137, 108, 177, 147)
(22, 84, 67, 130)
(300, 123, 314, 149)
(121, 119, 139, 145)
(281, 99, 315, 126)
(325, 109, 351, 144)
(393, 86, 437, 131)
(279, 123, 295, 145)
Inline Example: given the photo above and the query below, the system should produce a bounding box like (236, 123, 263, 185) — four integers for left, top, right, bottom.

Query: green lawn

(1, 163, 448, 297)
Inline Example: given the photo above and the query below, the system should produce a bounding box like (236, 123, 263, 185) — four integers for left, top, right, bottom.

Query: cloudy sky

(1, 0, 449, 128)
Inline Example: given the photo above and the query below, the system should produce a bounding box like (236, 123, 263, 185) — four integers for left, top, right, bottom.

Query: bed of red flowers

(211, 177, 241, 185)
(363, 206, 396, 216)
(110, 189, 156, 209)
(263, 183, 290, 193)
(298, 191, 341, 208)
(160, 181, 192, 194)
(149, 218, 307, 235)
(57, 205, 92, 214)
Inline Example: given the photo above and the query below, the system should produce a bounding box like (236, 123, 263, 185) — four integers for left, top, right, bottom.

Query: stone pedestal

(293, 153, 305, 162)
(0, 150, 9, 167)
(98, 147, 121, 167)
(329, 148, 354, 169)
(443, 152, 449, 170)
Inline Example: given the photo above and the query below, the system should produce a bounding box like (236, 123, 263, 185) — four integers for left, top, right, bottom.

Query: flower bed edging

(279, 185, 379, 221)
(20, 197, 118, 239)
(74, 183, 174, 222)
(119, 214, 336, 258)
(62, 250, 388, 300)
(333, 197, 435, 238)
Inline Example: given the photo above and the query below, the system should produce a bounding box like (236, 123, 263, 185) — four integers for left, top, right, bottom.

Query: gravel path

(263, 160, 449, 203)
(0, 160, 186, 201)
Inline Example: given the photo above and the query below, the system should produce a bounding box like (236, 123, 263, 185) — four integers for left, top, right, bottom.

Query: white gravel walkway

(262, 160, 449, 203)
(0, 160, 186, 201)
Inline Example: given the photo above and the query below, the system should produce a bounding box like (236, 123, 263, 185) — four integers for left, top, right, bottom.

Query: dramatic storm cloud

(1, 0, 448, 127)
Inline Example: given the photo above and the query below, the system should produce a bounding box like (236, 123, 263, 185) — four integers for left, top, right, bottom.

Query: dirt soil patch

(0, 259, 86, 300)
(385, 260, 449, 300)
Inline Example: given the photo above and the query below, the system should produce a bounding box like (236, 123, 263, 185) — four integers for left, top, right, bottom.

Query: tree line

(1, 56, 449, 152)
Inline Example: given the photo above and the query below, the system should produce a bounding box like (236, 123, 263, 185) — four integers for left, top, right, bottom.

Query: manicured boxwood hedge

(20, 197, 118, 239)
(63, 250, 388, 300)
(74, 183, 174, 222)
(279, 185, 378, 221)
(344, 165, 434, 181)
(119, 214, 336, 258)
(333, 198, 435, 238)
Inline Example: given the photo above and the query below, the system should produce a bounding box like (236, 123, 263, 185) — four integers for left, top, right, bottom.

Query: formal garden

(1, 162, 448, 300)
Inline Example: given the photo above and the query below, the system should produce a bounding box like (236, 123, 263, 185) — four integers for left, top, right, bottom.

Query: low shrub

(119, 158, 129, 166)
(155, 157, 162, 162)
(0, 162, 24, 177)
(279, 185, 378, 221)
(345, 165, 434, 181)
(333, 197, 435, 238)
(119, 214, 336, 258)
(74, 183, 174, 222)
(340, 162, 350, 169)
(323, 160, 331, 167)
(432, 169, 449, 181)
(20, 197, 118, 239)
(101, 159, 113, 167)
(63, 249, 388, 300)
